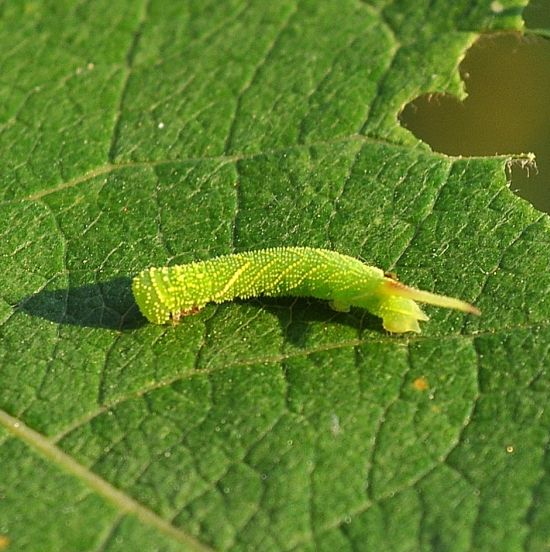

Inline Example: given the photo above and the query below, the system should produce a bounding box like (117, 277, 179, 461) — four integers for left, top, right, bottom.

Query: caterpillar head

(132, 268, 173, 324)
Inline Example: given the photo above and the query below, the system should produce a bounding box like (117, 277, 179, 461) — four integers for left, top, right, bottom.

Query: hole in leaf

(400, 2, 550, 213)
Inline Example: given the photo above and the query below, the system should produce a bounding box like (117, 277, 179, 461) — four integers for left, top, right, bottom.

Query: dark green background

(0, 1, 548, 551)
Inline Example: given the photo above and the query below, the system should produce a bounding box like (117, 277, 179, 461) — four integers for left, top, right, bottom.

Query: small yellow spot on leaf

(0, 535, 10, 550)
(412, 376, 429, 391)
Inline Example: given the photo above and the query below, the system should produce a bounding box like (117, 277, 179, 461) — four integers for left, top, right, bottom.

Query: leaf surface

(0, 1, 548, 551)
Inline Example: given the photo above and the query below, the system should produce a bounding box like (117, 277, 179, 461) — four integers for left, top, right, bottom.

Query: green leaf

(1, 1, 548, 551)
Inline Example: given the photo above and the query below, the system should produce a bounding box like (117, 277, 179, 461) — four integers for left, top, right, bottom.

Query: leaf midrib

(0, 408, 215, 552)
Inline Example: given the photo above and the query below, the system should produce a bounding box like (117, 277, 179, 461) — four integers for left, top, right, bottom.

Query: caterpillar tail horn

(383, 279, 481, 316)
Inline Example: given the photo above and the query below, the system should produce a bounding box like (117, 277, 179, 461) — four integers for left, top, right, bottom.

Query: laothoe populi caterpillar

(132, 247, 480, 333)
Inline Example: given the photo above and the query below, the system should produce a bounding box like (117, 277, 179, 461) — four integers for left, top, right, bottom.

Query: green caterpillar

(132, 247, 480, 333)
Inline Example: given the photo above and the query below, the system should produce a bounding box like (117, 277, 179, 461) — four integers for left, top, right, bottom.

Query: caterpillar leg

(170, 306, 202, 325)
(329, 299, 351, 313)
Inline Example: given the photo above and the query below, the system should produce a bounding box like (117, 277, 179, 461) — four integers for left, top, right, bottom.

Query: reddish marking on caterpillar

(170, 306, 202, 325)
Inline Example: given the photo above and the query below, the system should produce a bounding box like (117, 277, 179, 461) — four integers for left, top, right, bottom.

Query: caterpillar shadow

(20, 278, 384, 339)
(20, 277, 145, 330)
(254, 297, 383, 347)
